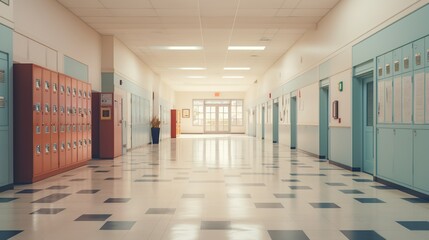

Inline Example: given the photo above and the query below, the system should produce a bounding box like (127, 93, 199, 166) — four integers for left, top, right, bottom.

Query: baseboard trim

(290, 147, 296, 149)
(0, 183, 14, 193)
(329, 160, 361, 172)
(297, 149, 319, 158)
(319, 155, 326, 159)
(374, 177, 429, 200)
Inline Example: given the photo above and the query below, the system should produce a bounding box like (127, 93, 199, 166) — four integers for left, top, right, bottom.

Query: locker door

(66, 77, 72, 125)
(59, 123, 66, 167)
(392, 48, 402, 76)
(82, 84, 87, 125)
(88, 85, 92, 125)
(88, 123, 92, 159)
(50, 72, 59, 170)
(58, 75, 66, 167)
(33, 66, 43, 176)
(384, 52, 393, 78)
(377, 55, 385, 79)
(77, 81, 83, 125)
(72, 79, 77, 124)
(78, 124, 83, 162)
(83, 124, 88, 161)
(413, 38, 425, 70)
(66, 124, 72, 165)
(42, 69, 51, 173)
(72, 123, 78, 163)
(402, 43, 413, 73)
(425, 36, 429, 67)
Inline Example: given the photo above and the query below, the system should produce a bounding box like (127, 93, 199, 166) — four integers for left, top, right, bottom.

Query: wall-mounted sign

(214, 92, 220, 97)
(1, 0, 9, 6)
(338, 81, 344, 92)
(100, 93, 113, 106)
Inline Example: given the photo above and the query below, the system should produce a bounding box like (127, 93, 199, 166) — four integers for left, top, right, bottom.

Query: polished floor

(1, 135, 429, 240)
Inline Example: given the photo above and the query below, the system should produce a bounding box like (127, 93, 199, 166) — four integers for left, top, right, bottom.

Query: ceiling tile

(98, 0, 153, 8)
(239, 0, 285, 9)
(237, 9, 278, 17)
(69, 8, 112, 17)
(109, 9, 158, 17)
(297, 0, 340, 9)
(291, 9, 330, 17)
(57, 0, 104, 8)
(149, 0, 199, 9)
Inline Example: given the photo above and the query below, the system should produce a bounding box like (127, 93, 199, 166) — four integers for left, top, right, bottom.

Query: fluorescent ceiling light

(228, 46, 265, 51)
(177, 67, 206, 70)
(187, 76, 207, 79)
(165, 46, 202, 50)
(224, 67, 251, 70)
(223, 76, 244, 79)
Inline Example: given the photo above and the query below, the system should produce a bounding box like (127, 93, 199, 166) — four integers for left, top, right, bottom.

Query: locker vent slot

(0, 70, 4, 83)
(67, 87, 71, 95)
(53, 83, 58, 92)
(73, 142, 77, 149)
(52, 125, 57, 133)
(53, 143, 58, 152)
(53, 105, 58, 113)
(45, 104, 50, 113)
(0, 96, 5, 108)
(34, 103, 41, 112)
(36, 79, 41, 89)
(60, 85, 65, 93)
(35, 126, 41, 134)
(36, 145, 41, 154)
(44, 81, 50, 90)
(385, 64, 391, 75)
(45, 126, 50, 133)
(394, 61, 400, 72)
(67, 142, 71, 149)
(61, 125, 65, 132)
(404, 57, 409, 70)
(45, 144, 50, 153)
(415, 53, 421, 66)
(61, 143, 65, 150)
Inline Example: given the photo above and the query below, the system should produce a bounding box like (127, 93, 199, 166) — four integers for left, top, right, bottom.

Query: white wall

(175, 92, 246, 134)
(0, 0, 13, 28)
(297, 83, 319, 126)
(13, 0, 102, 90)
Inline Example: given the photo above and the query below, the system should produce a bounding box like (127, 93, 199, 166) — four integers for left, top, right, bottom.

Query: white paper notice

(378, 81, 385, 123)
(402, 75, 413, 123)
(414, 72, 425, 124)
(385, 79, 393, 123)
(394, 77, 402, 123)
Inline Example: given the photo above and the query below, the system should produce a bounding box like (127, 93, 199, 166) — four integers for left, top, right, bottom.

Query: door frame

(352, 69, 375, 173)
(362, 77, 375, 174)
(261, 105, 265, 140)
(204, 104, 231, 134)
(319, 84, 329, 159)
(273, 101, 279, 143)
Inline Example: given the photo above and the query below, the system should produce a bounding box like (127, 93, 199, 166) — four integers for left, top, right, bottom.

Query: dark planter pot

(151, 127, 160, 144)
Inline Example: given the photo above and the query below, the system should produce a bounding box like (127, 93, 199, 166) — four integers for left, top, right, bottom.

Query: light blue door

(261, 107, 265, 140)
(363, 78, 374, 174)
(273, 102, 279, 143)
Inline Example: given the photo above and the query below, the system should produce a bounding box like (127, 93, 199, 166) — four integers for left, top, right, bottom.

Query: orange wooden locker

(66, 124, 72, 165)
(50, 72, 59, 171)
(71, 79, 78, 163)
(65, 76, 73, 165)
(66, 76, 72, 124)
(78, 124, 83, 162)
(87, 85, 93, 159)
(82, 124, 88, 161)
(77, 81, 83, 125)
(42, 69, 51, 173)
(58, 75, 66, 167)
(32, 66, 44, 176)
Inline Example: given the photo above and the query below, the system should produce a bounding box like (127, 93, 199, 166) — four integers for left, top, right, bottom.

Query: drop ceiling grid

(56, 0, 341, 91)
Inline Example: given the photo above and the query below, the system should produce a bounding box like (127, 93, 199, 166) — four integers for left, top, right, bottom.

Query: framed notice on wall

(182, 109, 190, 118)
(1, 0, 9, 6)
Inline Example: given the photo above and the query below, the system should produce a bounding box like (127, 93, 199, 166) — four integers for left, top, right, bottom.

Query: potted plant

(150, 116, 161, 144)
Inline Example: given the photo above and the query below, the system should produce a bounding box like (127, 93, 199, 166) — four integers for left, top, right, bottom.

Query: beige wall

(13, 0, 102, 90)
(0, 0, 13, 28)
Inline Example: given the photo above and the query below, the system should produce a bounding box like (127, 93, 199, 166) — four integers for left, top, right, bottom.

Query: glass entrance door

(204, 105, 230, 133)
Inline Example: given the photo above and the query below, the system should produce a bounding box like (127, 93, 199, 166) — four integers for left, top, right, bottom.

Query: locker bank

(1, 0, 429, 239)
